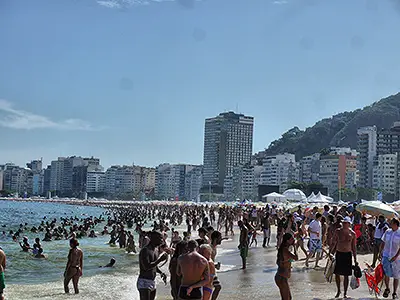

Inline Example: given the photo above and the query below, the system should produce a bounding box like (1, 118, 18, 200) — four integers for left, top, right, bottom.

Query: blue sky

(1, 0, 400, 168)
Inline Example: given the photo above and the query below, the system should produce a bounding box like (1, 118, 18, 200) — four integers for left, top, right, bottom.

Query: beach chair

(364, 263, 384, 297)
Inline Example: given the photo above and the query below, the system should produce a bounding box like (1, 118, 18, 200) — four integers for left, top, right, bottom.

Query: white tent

(307, 192, 317, 202)
(283, 189, 307, 202)
(307, 192, 334, 203)
(262, 192, 287, 203)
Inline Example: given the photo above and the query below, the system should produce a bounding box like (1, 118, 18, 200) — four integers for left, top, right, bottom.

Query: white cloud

(273, 0, 288, 4)
(0, 99, 99, 131)
(96, 0, 198, 9)
(97, 0, 121, 8)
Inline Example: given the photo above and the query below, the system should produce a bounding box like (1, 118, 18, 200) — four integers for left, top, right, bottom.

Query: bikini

(203, 274, 216, 294)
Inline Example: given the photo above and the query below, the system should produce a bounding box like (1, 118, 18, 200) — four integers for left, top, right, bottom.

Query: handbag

(350, 275, 360, 290)
(353, 264, 362, 278)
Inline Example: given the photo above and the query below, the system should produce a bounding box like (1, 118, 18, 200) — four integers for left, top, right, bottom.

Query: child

(250, 230, 258, 247)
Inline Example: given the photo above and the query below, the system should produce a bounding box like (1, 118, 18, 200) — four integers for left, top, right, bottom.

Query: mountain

(261, 92, 400, 160)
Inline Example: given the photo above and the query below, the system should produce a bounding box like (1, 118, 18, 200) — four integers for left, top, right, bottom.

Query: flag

(377, 192, 383, 201)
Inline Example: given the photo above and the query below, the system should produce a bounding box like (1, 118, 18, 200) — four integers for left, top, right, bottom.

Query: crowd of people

(1, 201, 400, 300)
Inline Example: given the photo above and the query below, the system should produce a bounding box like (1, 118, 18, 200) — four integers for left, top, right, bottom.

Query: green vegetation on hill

(263, 92, 400, 159)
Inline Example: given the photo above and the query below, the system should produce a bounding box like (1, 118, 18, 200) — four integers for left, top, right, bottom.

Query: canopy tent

(283, 189, 307, 202)
(357, 200, 399, 218)
(307, 192, 334, 204)
(307, 192, 317, 202)
(262, 192, 287, 203)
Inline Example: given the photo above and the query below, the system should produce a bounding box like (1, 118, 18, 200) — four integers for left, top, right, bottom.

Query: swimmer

(100, 258, 116, 268)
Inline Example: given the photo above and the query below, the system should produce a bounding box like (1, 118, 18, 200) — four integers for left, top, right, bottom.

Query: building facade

(299, 153, 320, 183)
(259, 153, 299, 193)
(185, 166, 203, 202)
(202, 112, 254, 191)
(319, 148, 358, 195)
(357, 126, 377, 188)
(372, 154, 398, 196)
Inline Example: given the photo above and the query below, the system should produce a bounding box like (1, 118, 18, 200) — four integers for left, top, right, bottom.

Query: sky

(1, 0, 400, 169)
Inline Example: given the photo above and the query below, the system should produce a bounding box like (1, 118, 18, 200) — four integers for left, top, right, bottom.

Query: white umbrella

(357, 200, 399, 218)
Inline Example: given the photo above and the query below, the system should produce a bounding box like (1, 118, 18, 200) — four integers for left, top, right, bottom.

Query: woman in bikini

(294, 221, 308, 257)
(275, 233, 298, 300)
(198, 244, 216, 300)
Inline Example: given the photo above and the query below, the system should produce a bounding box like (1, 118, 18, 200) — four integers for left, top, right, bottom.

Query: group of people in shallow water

(2, 201, 400, 300)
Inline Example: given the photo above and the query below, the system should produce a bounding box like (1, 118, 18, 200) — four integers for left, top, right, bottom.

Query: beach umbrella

(357, 200, 399, 218)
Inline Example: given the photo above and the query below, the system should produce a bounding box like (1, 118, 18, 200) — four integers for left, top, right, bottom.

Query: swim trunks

(240, 246, 248, 258)
(334, 252, 352, 276)
(178, 286, 203, 300)
(0, 271, 5, 294)
(309, 239, 322, 253)
(137, 278, 156, 291)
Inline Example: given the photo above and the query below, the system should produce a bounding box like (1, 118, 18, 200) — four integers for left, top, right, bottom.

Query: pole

(209, 181, 211, 202)
(338, 175, 341, 202)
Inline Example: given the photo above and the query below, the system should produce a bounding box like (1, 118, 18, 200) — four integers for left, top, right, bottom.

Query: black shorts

(334, 251, 352, 276)
(178, 286, 203, 300)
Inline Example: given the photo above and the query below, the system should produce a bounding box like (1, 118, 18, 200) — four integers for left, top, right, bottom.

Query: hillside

(261, 92, 400, 160)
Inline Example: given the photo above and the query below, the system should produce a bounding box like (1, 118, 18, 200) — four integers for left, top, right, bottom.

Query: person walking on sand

(380, 218, 400, 299)
(0, 247, 6, 300)
(329, 216, 357, 299)
(305, 213, 322, 268)
(64, 238, 83, 294)
(275, 233, 298, 300)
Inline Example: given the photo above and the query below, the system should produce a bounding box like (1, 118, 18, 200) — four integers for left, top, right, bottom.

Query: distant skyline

(1, 0, 400, 168)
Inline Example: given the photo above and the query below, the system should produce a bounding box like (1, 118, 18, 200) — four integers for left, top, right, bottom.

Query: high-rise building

(86, 170, 106, 194)
(299, 153, 320, 183)
(377, 122, 400, 155)
(2, 164, 30, 196)
(319, 148, 358, 195)
(357, 126, 377, 188)
(260, 153, 299, 193)
(372, 154, 398, 196)
(155, 164, 196, 200)
(224, 164, 255, 200)
(202, 112, 254, 191)
(43, 166, 51, 197)
(185, 166, 203, 201)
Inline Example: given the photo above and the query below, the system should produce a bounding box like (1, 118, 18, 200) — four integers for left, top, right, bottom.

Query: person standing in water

(137, 231, 168, 300)
(177, 240, 210, 300)
(275, 233, 298, 300)
(199, 244, 216, 300)
(238, 220, 249, 269)
(0, 247, 6, 300)
(64, 238, 83, 294)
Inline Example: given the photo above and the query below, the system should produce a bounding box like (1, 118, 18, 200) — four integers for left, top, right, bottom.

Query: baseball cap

(343, 216, 352, 224)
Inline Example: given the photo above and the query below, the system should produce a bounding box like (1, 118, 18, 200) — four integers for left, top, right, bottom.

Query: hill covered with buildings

(259, 92, 400, 160)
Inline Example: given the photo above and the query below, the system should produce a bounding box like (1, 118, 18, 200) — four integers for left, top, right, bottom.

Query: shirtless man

(210, 231, 225, 300)
(64, 238, 83, 294)
(177, 240, 210, 300)
(238, 220, 249, 269)
(329, 216, 357, 299)
(199, 244, 216, 300)
(137, 231, 168, 300)
(261, 212, 271, 248)
(0, 247, 6, 300)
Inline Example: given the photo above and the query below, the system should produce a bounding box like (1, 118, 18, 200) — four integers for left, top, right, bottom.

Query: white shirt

(382, 229, 400, 259)
(375, 222, 389, 239)
(308, 219, 321, 240)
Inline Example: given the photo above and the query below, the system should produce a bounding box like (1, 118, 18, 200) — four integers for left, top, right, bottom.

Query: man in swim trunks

(329, 216, 357, 299)
(198, 244, 215, 300)
(177, 240, 210, 300)
(138, 231, 168, 300)
(305, 213, 322, 269)
(238, 220, 249, 269)
(0, 247, 6, 300)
